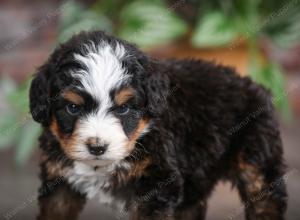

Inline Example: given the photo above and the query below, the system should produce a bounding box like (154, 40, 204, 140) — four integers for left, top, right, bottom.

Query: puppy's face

(29, 32, 163, 164)
(50, 80, 149, 163)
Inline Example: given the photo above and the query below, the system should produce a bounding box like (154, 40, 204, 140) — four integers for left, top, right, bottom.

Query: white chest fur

(66, 161, 116, 205)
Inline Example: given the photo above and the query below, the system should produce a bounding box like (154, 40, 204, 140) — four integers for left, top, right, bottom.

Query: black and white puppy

(30, 31, 287, 220)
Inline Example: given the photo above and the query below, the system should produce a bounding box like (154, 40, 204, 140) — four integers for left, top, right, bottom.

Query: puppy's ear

(29, 65, 51, 126)
(144, 61, 171, 117)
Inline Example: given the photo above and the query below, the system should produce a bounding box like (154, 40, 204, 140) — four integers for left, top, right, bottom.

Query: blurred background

(0, 0, 300, 219)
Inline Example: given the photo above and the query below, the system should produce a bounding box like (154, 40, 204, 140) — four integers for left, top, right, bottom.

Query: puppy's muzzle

(87, 143, 108, 156)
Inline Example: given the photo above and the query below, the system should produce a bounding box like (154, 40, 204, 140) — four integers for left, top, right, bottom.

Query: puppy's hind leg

(230, 120, 287, 219)
(228, 84, 288, 220)
(233, 156, 287, 220)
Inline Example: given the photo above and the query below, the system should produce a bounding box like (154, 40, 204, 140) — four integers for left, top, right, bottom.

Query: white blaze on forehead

(72, 42, 130, 105)
(70, 42, 131, 161)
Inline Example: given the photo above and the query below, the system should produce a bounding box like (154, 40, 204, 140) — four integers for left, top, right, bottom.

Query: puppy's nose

(87, 144, 108, 156)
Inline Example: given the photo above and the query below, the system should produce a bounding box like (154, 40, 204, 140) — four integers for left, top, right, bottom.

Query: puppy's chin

(69, 154, 117, 166)
(81, 158, 115, 167)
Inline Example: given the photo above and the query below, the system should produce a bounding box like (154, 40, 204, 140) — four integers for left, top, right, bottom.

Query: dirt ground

(0, 118, 299, 220)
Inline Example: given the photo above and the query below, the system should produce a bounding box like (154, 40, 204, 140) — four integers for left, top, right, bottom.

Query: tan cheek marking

(127, 118, 149, 151)
(114, 87, 135, 105)
(62, 90, 84, 105)
(50, 117, 79, 159)
(50, 117, 61, 139)
(111, 119, 150, 187)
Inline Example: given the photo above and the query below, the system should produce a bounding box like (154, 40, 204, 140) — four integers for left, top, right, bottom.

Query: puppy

(30, 31, 287, 220)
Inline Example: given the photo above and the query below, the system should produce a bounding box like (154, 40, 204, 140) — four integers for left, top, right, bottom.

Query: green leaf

(191, 11, 239, 48)
(59, 0, 83, 29)
(15, 120, 41, 166)
(0, 76, 17, 96)
(118, 1, 187, 47)
(263, 3, 300, 49)
(58, 1, 112, 43)
(7, 78, 31, 114)
(0, 112, 20, 150)
(0, 76, 31, 150)
(250, 63, 291, 120)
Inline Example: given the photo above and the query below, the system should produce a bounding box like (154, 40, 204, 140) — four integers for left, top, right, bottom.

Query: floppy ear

(29, 65, 51, 126)
(144, 60, 171, 117)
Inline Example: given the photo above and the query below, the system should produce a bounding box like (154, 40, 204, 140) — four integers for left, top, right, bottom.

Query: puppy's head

(30, 31, 168, 164)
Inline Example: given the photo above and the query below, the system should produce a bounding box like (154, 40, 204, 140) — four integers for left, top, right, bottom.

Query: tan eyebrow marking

(62, 90, 84, 105)
(114, 87, 135, 105)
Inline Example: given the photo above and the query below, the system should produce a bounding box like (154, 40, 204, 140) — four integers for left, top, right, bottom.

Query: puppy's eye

(115, 104, 130, 115)
(66, 104, 81, 116)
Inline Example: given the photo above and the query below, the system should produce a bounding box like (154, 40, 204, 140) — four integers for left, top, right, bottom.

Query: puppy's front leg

(130, 205, 175, 220)
(130, 210, 175, 220)
(129, 175, 181, 220)
(37, 178, 86, 220)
